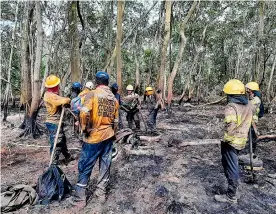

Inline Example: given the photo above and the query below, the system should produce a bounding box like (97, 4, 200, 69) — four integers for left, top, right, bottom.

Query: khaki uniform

(250, 96, 261, 123)
(224, 103, 253, 150)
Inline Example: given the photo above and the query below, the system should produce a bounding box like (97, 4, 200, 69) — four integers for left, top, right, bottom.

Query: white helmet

(126, 85, 134, 91)
(85, 81, 94, 90)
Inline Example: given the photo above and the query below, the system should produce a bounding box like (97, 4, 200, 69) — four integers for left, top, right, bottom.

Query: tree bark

(3, 2, 19, 121)
(256, 0, 265, 82)
(167, 0, 197, 107)
(116, 0, 125, 94)
(133, 31, 140, 92)
(69, 1, 81, 83)
(266, 55, 276, 102)
(158, 0, 172, 97)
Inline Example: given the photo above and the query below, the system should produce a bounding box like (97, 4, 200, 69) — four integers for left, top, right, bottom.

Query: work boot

(69, 185, 86, 208)
(214, 194, 237, 203)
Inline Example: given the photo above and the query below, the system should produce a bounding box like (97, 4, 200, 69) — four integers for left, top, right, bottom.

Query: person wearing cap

(79, 81, 94, 103)
(214, 79, 253, 204)
(43, 74, 72, 164)
(245, 82, 264, 154)
(71, 82, 82, 99)
(72, 71, 119, 205)
(111, 83, 123, 129)
(122, 84, 141, 130)
(143, 87, 165, 134)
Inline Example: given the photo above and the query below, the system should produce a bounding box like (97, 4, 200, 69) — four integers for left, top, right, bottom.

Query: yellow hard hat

(223, 79, 245, 95)
(145, 87, 153, 92)
(245, 82, 260, 91)
(126, 85, 134, 91)
(45, 75, 60, 88)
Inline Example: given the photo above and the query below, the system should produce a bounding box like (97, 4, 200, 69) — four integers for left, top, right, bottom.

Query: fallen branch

(6, 142, 80, 150)
(196, 97, 226, 108)
(256, 134, 276, 142)
(168, 138, 221, 147)
(139, 135, 161, 142)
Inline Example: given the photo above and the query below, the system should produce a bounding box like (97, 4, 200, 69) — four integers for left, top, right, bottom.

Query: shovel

(249, 127, 255, 182)
(49, 107, 65, 166)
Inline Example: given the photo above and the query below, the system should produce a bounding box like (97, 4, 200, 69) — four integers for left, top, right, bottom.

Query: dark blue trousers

(45, 122, 70, 161)
(77, 138, 113, 191)
(147, 108, 159, 131)
(221, 141, 239, 198)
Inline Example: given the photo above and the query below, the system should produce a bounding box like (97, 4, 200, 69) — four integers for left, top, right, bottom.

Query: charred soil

(1, 105, 276, 214)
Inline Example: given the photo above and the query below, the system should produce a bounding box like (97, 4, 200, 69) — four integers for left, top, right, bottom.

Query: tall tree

(116, 0, 125, 93)
(157, 0, 172, 97)
(2, 2, 19, 121)
(167, 0, 198, 107)
(20, 1, 43, 137)
(69, 1, 81, 83)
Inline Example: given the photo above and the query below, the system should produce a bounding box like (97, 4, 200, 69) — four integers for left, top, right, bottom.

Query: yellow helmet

(45, 75, 60, 88)
(145, 86, 153, 92)
(223, 79, 245, 95)
(245, 82, 260, 91)
(126, 85, 134, 91)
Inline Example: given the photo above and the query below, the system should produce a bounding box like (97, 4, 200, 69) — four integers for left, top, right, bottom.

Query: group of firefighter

(43, 70, 263, 206)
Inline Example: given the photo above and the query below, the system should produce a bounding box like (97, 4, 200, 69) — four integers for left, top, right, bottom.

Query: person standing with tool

(122, 84, 141, 130)
(214, 79, 253, 204)
(143, 87, 165, 134)
(43, 74, 73, 165)
(71, 71, 119, 206)
(111, 83, 123, 130)
(245, 82, 264, 154)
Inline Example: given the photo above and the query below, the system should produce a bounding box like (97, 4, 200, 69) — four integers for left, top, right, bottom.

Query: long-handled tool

(249, 126, 255, 182)
(49, 107, 65, 166)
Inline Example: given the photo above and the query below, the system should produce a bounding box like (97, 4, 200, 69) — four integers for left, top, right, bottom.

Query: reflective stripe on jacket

(224, 103, 253, 150)
(43, 92, 71, 124)
(80, 85, 119, 143)
(250, 96, 261, 123)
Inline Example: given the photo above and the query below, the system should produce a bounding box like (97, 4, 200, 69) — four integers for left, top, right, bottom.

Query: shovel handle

(49, 107, 65, 166)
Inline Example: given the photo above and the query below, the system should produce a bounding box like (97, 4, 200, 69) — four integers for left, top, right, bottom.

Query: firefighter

(71, 82, 82, 99)
(143, 87, 165, 134)
(214, 79, 253, 203)
(79, 81, 94, 103)
(245, 82, 264, 154)
(43, 74, 72, 165)
(72, 71, 119, 205)
(122, 85, 141, 130)
(111, 83, 123, 129)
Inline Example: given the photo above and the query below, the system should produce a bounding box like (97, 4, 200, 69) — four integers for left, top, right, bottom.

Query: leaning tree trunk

(116, 0, 125, 94)
(20, 1, 43, 138)
(167, 0, 197, 107)
(266, 55, 276, 102)
(69, 1, 81, 83)
(2, 3, 19, 122)
(157, 0, 172, 98)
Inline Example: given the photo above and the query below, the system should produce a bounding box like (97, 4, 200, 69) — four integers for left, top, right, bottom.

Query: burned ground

(1, 104, 276, 214)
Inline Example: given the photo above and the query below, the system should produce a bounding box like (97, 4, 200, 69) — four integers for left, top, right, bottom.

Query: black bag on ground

(1, 184, 37, 213)
(36, 165, 72, 205)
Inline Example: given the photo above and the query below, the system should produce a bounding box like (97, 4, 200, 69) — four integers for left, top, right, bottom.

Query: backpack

(1, 184, 37, 213)
(36, 165, 72, 205)
(71, 96, 82, 114)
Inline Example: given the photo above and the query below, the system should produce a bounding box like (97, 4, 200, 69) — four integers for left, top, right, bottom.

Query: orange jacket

(79, 88, 91, 105)
(43, 92, 71, 124)
(80, 85, 119, 143)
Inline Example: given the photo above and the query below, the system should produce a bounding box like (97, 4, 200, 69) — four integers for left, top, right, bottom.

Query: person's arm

(46, 93, 71, 106)
(80, 92, 94, 131)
